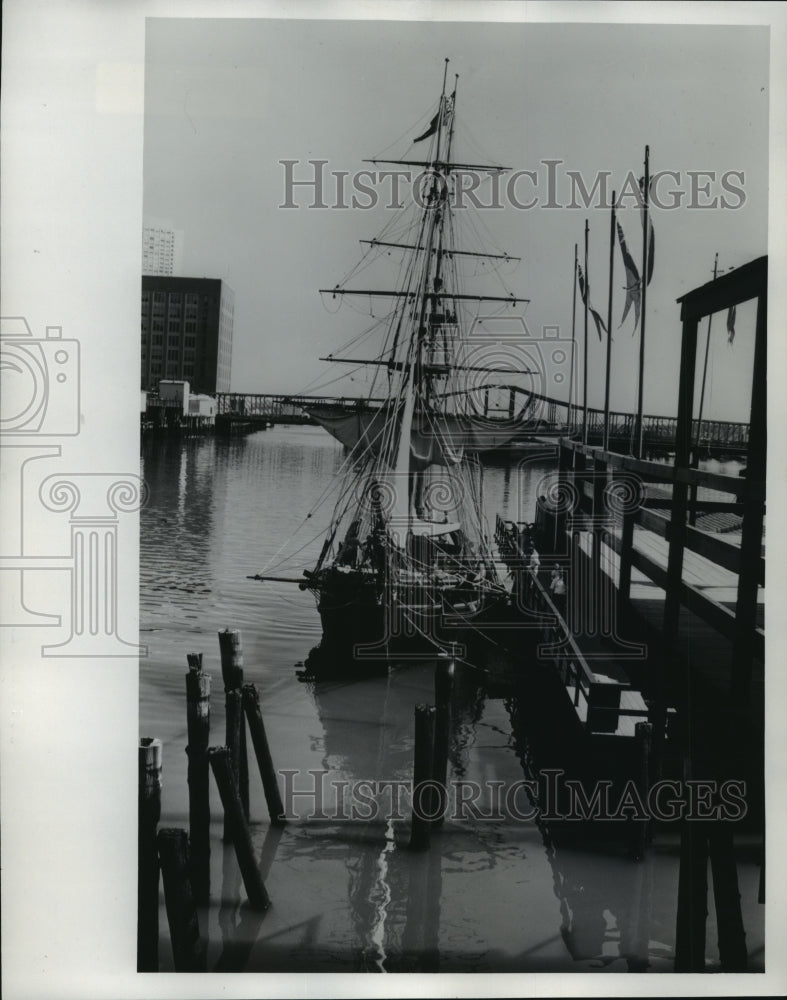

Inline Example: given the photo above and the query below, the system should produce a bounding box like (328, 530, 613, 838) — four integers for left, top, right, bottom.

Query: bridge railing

(215, 390, 749, 446)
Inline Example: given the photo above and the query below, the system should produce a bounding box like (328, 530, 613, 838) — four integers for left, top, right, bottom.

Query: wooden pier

(497, 256, 765, 970)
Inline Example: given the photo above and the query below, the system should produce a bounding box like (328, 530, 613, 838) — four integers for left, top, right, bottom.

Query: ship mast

(388, 60, 452, 543)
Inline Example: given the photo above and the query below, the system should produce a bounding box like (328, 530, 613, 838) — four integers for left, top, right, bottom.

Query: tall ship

(295, 63, 532, 661)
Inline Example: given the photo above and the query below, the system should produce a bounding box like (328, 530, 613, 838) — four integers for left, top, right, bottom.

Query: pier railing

(495, 515, 650, 738)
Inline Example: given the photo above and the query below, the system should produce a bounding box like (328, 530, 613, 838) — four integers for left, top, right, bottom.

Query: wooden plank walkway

(573, 528, 765, 629)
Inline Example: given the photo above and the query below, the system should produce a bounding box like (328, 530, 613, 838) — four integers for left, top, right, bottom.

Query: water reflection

(142, 429, 761, 973)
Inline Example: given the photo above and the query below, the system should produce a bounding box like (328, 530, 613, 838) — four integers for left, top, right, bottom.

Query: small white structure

(158, 379, 190, 416)
(188, 394, 216, 422)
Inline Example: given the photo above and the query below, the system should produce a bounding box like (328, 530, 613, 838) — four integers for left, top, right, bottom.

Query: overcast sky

(143, 18, 768, 421)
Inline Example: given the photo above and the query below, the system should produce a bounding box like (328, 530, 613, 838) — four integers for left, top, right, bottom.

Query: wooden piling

(223, 689, 244, 842)
(138, 737, 162, 972)
(409, 704, 437, 851)
(432, 654, 455, 827)
(185, 654, 211, 903)
(218, 629, 249, 833)
(157, 828, 206, 972)
(242, 683, 286, 825)
(708, 822, 748, 971)
(674, 820, 709, 972)
(632, 721, 652, 860)
(218, 628, 244, 690)
(208, 746, 271, 911)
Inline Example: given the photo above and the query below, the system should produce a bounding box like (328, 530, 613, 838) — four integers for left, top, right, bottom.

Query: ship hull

(306, 403, 534, 457)
(306, 567, 507, 669)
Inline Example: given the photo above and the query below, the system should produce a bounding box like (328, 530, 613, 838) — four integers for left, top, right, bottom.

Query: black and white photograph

(2, 2, 787, 998)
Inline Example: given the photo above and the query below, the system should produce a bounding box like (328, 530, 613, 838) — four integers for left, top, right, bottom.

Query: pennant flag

(414, 92, 455, 143)
(638, 176, 655, 285)
(577, 262, 607, 341)
(414, 110, 440, 143)
(616, 221, 641, 331)
(727, 305, 736, 344)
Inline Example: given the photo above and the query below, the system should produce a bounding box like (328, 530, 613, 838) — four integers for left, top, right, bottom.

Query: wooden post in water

(185, 653, 211, 903)
(218, 629, 249, 838)
(242, 683, 286, 825)
(157, 828, 206, 972)
(674, 820, 709, 972)
(138, 737, 162, 972)
(708, 822, 748, 971)
(208, 746, 271, 911)
(409, 704, 437, 851)
(432, 651, 455, 827)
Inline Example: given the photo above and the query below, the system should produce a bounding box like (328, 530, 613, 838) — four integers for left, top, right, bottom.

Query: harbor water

(139, 425, 763, 973)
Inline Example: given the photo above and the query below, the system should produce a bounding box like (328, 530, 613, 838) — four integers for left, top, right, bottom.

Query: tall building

(141, 276, 234, 393)
(142, 224, 184, 276)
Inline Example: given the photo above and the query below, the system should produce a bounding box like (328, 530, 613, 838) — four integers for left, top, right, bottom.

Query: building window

(152, 319, 164, 332)
(184, 335, 196, 348)
(168, 334, 179, 347)
(185, 321, 197, 334)
(151, 363, 162, 375)
(167, 349, 179, 361)
(152, 334, 163, 346)
(186, 293, 198, 307)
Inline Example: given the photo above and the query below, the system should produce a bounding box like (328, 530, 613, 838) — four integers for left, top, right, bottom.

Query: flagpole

(570, 243, 578, 434)
(603, 191, 617, 452)
(635, 145, 650, 458)
(583, 219, 589, 445)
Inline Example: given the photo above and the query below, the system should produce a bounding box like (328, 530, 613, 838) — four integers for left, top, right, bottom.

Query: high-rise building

(141, 276, 234, 393)
(142, 224, 184, 276)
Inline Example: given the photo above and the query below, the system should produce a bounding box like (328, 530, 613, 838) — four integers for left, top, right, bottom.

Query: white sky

(144, 19, 768, 422)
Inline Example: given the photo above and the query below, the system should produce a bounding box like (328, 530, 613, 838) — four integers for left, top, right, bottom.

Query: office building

(142, 225, 184, 276)
(141, 276, 234, 393)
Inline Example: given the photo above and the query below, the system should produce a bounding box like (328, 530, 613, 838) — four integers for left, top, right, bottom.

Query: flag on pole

(413, 93, 454, 143)
(414, 110, 440, 143)
(577, 262, 607, 341)
(638, 176, 655, 285)
(727, 305, 736, 344)
(616, 222, 641, 331)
